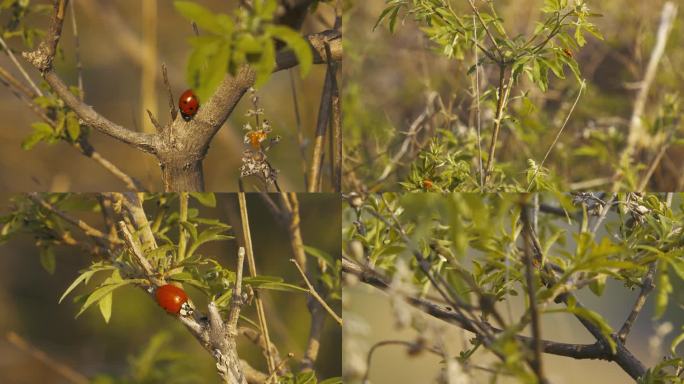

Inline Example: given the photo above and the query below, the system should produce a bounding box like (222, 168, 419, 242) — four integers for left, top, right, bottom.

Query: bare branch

(27, 193, 118, 248)
(238, 193, 277, 375)
(117, 220, 161, 286)
(228, 247, 246, 332)
(620, 2, 678, 168)
(618, 262, 657, 343)
(290, 259, 342, 325)
(307, 44, 338, 191)
(6, 332, 89, 384)
(162, 63, 177, 122)
(146, 109, 163, 133)
(521, 204, 548, 383)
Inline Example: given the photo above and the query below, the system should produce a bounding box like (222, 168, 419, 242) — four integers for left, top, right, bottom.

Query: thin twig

(7, 332, 89, 384)
(330, 53, 342, 192)
(521, 204, 548, 383)
(528, 81, 585, 191)
(228, 247, 246, 332)
(466, 0, 503, 57)
(27, 193, 118, 247)
(69, 0, 83, 100)
(590, 194, 615, 236)
(0, 35, 42, 96)
(140, 0, 158, 133)
(237, 193, 277, 375)
(162, 63, 177, 122)
(290, 259, 342, 325)
(484, 66, 512, 185)
(177, 192, 189, 261)
(620, 2, 678, 168)
(118, 220, 160, 285)
(638, 134, 673, 192)
(473, 14, 484, 190)
(617, 262, 656, 343)
(308, 42, 338, 191)
(362, 340, 443, 383)
(288, 69, 309, 189)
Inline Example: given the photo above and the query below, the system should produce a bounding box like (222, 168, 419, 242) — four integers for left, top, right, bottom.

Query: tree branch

(617, 262, 657, 343)
(342, 258, 607, 360)
(22, 0, 159, 154)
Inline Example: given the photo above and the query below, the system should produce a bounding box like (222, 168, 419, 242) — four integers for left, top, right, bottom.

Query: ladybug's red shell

(155, 284, 188, 314)
(178, 89, 199, 121)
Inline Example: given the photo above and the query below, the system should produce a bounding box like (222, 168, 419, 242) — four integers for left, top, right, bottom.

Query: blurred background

(0, 193, 341, 383)
(0, 0, 336, 191)
(343, 193, 684, 383)
(343, 0, 684, 190)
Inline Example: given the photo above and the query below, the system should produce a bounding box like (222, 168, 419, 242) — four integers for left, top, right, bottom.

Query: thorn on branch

(162, 63, 177, 122)
(146, 109, 163, 133)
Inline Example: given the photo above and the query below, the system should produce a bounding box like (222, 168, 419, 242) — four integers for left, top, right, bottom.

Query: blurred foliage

(174, 0, 313, 98)
(0, 193, 341, 383)
(343, 0, 684, 192)
(0, 0, 51, 48)
(343, 192, 684, 382)
(91, 331, 204, 384)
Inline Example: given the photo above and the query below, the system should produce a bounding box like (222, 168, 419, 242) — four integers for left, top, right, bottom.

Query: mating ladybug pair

(178, 89, 199, 121)
(155, 284, 193, 316)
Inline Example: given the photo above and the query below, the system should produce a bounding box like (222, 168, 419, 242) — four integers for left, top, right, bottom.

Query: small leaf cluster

(376, 0, 601, 91)
(21, 86, 87, 150)
(0, 0, 52, 48)
(174, 0, 314, 99)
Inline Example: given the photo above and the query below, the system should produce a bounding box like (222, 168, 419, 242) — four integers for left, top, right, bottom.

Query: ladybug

(155, 284, 193, 316)
(178, 89, 199, 121)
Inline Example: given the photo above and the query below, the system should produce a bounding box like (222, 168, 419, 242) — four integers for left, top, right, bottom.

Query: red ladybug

(155, 284, 193, 315)
(178, 89, 199, 121)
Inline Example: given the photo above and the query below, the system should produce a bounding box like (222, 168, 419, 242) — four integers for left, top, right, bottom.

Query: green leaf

(671, 330, 684, 355)
(189, 193, 216, 207)
(98, 291, 112, 323)
(186, 226, 232, 258)
(244, 275, 307, 293)
(21, 122, 53, 150)
(266, 25, 313, 78)
(202, 38, 232, 99)
(76, 280, 130, 318)
(567, 305, 616, 353)
(65, 112, 80, 141)
(180, 221, 198, 243)
(655, 263, 672, 319)
(186, 35, 223, 91)
(174, 1, 225, 34)
(588, 274, 606, 296)
(39, 246, 56, 274)
(59, 267, 109, 303)
(295, 371, 316, 384)
(304, 245, 334, 268)
(254, 281, 308, 293)
(319, 378, 342, 384)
